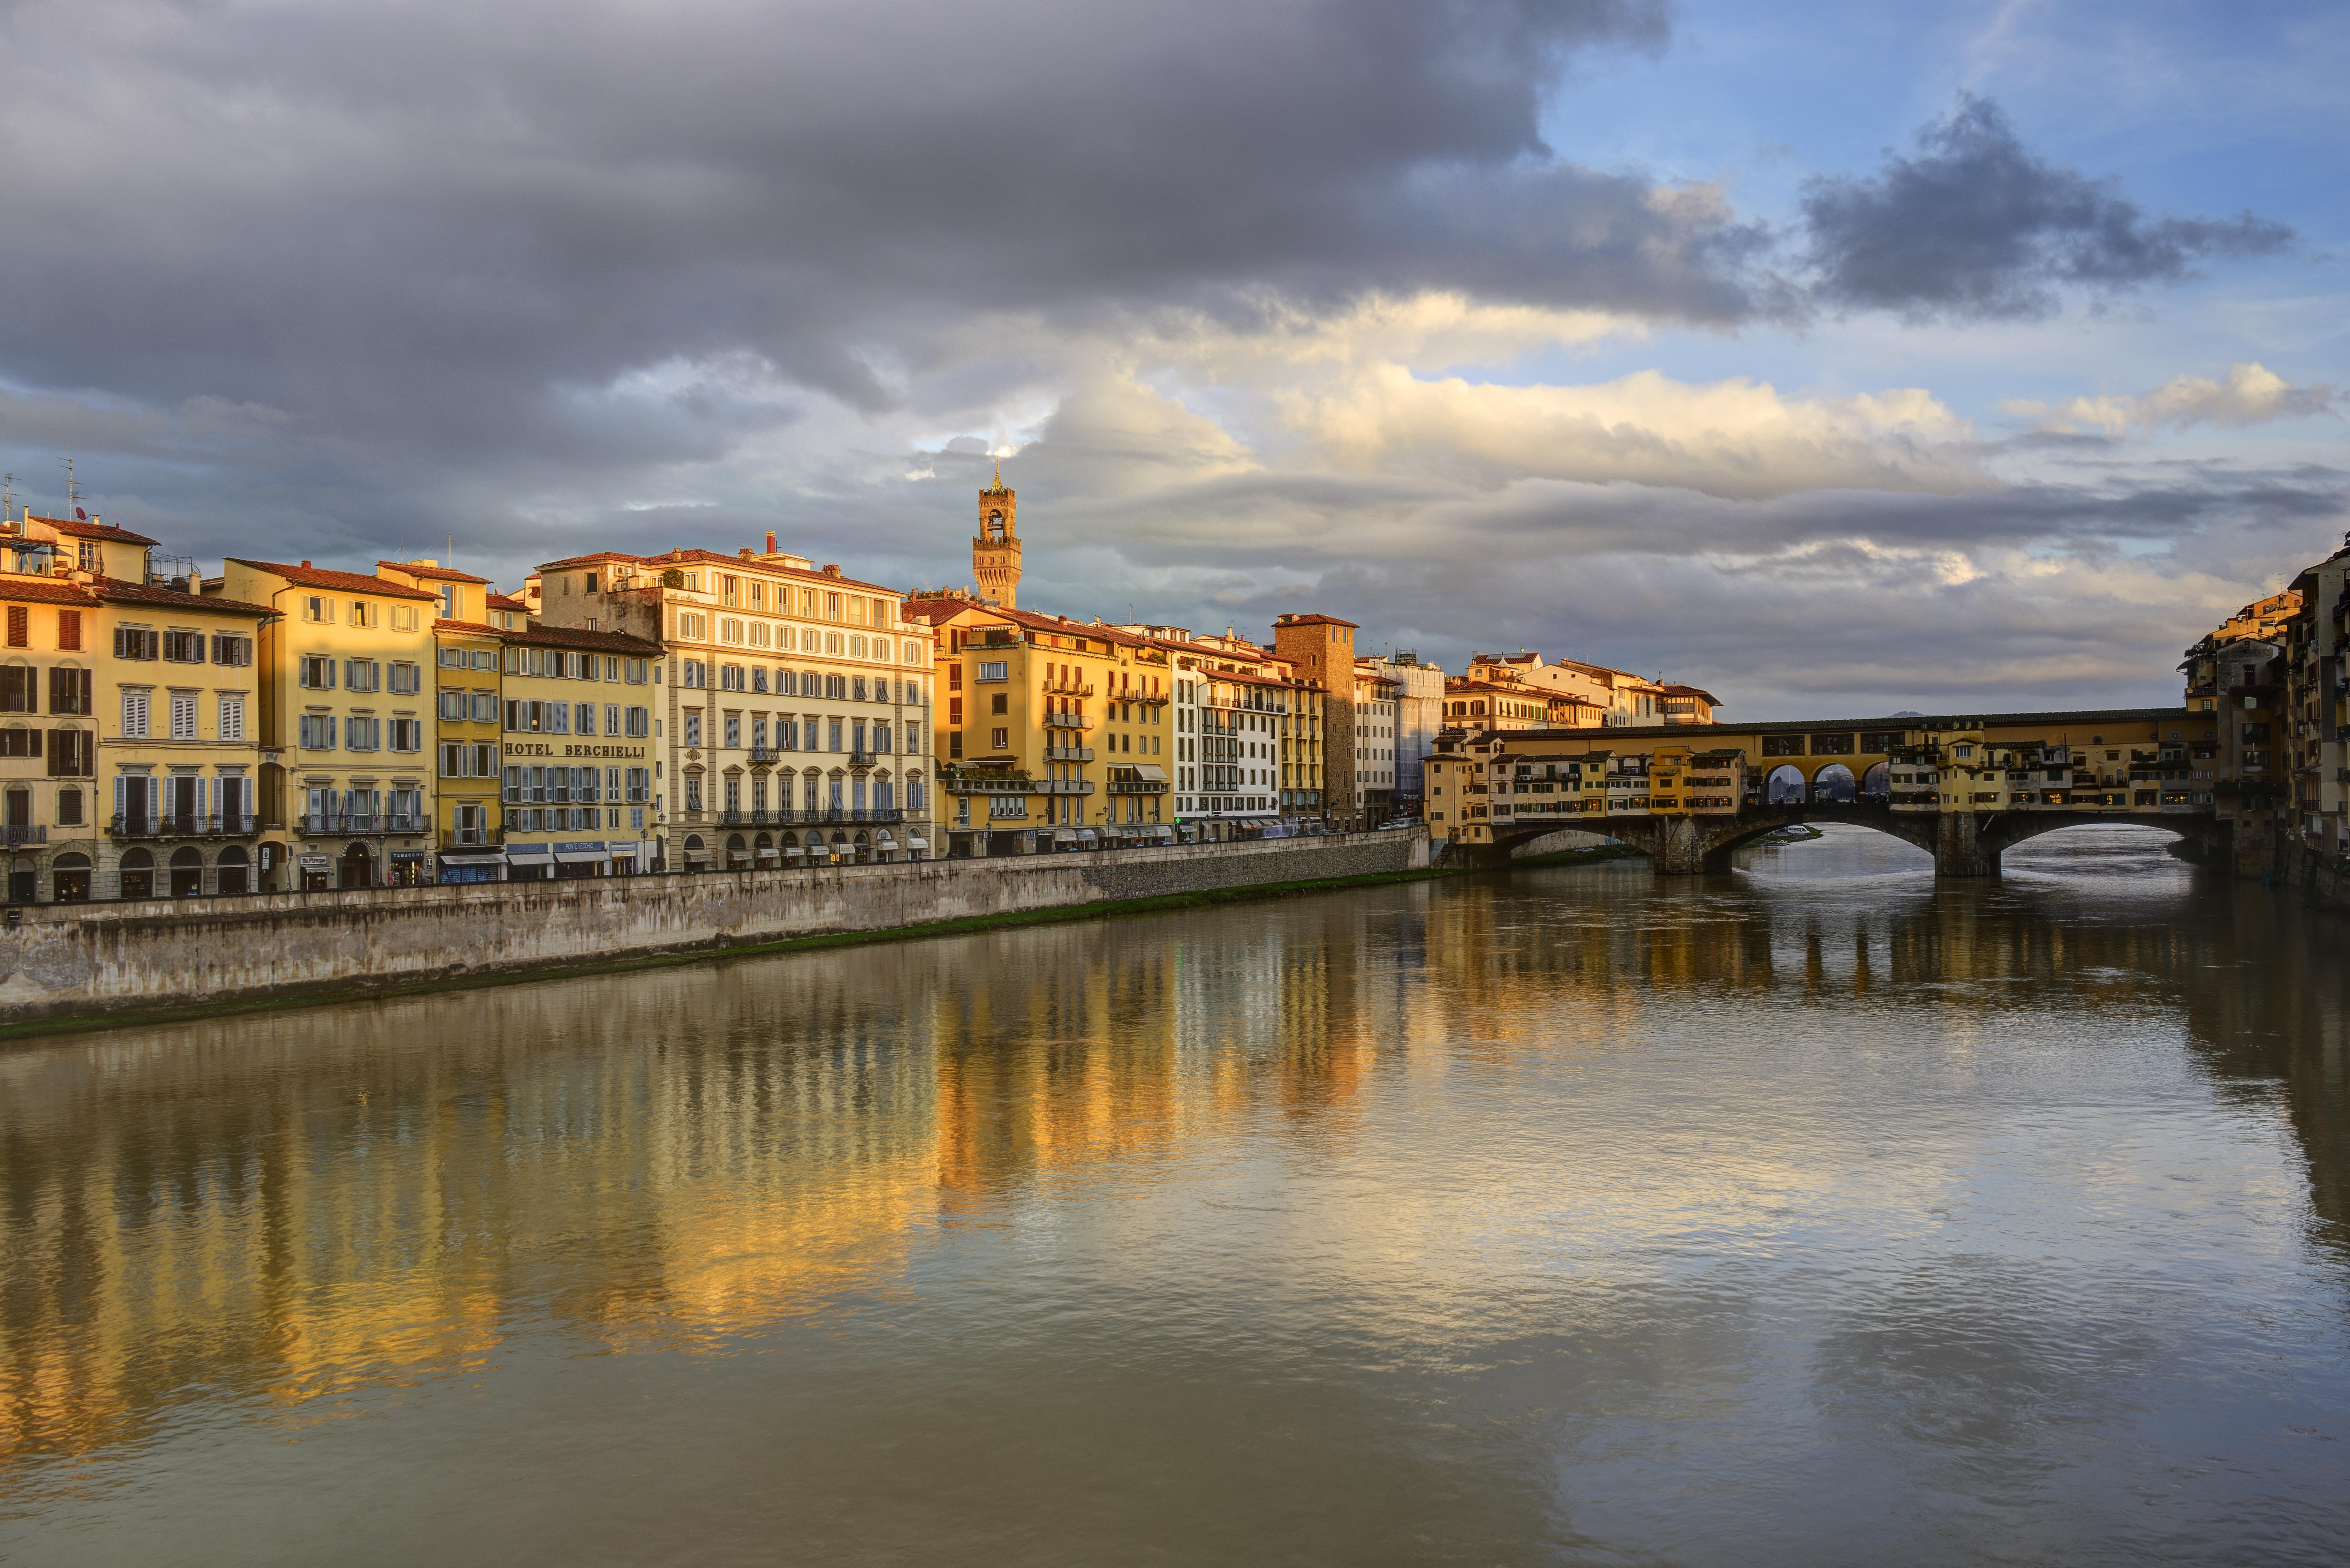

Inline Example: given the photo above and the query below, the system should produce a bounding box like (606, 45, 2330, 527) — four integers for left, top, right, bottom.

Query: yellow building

(906, 600, 1174, 855)
(495, 622, 662, 879)
(0, 513, 276, 903)
(216, 559, 440, 890)
(375, 561, 504, 882)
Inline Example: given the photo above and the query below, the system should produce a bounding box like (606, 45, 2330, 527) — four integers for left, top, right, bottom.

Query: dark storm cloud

(1800, 95, 2294, 320)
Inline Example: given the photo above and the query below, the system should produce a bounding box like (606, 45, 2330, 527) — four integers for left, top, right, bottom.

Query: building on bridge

(1427, 707, 2220, 876)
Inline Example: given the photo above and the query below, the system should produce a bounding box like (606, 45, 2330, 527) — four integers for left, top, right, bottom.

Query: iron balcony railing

(848, 751, 882, 766)
(111, 813, 258, 838)
(747, 745, 784, 763)
(1, 824, 47, 846)
(443, 828, 501, 847)
(717, 807, 907, 826)
(1043, 711, 1092, 730)
(296, 813, 428, 835)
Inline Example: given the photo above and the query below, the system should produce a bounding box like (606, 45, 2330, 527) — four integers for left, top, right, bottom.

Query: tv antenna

(58, 457, 77, 519)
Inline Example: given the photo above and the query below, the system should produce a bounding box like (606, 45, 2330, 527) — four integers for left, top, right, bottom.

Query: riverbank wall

(2279, 839, 2350, 914)
(0, 830, 1430, 1028)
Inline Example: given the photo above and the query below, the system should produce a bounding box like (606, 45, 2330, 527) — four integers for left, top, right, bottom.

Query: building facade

(531, 543, 936, 869)
(496, 624, 663, 878)
(218, 559, 439, 890)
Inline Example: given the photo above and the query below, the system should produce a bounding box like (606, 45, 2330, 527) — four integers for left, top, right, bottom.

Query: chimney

(766, 530, 777, 554)
(301, 560, 311, 568)
(822, 564, 842, 577)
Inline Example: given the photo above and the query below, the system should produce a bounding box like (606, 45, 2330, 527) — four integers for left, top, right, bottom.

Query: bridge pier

(1934, 813, 2000, 877)
(1652, 816, 1712, 876)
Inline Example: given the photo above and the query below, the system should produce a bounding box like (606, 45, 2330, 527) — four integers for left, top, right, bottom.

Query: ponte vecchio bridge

(1428, 706, 2228, 877)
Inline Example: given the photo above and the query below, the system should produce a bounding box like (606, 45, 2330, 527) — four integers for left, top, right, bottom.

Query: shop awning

(1053, 827, 1077, 841)
(784, 846, 807, 857)
(553, 847, 607, 864)
(1133, 764, 1168, 781)
(298, 855, 330, 871)
(1076, 829, 1098, 842)
(506, 843, 552, 858)
(906, 838, 929, 849)
(388, 850, 429, 862)
(437, 852, 505, 866)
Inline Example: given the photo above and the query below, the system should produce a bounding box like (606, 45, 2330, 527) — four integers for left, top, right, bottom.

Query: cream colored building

(530, 541, 935, 869)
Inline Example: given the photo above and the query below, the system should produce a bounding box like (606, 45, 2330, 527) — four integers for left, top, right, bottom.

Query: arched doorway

(725, 832, 749, 869)
(119, 848, 155, 900)
(7, 853, 33, 905)
(1765, 764, 1807, 805)
(1811, 764, 1856, 804)
(338, 842, 374, 889)
(217, 845, 250, 896)
(682, 833, 710, 871)
(51, 852, 91, 903)
(853, 831, 872, 864)
(169, 846, 203, 898)
(1861, 762, 1890, 801)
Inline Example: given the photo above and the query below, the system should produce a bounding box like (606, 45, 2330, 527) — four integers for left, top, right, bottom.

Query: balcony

(1, 824, 47, 846)
(1133, 692, 1169, 705)
(849, 751, 882, 767)
(1105, 780, 1167, 795)
(1042, 677, 1095, 697)
(295, 814, 426, 835)
(717, 807, 907, 825)
(1035, 779, 1095, 795)
(747, 745, 783, 764)
(1044, 745, 1094, 762)
(112, 814, 258, 838)
(1044, 711, 1092, 730)
(443, 827, 501, 847)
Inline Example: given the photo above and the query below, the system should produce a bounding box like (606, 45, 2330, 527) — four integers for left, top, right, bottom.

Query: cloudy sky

(1, 0, 2341, 718)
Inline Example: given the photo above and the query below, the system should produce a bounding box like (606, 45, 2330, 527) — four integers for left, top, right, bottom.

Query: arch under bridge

(1435, 705, 2229, 877)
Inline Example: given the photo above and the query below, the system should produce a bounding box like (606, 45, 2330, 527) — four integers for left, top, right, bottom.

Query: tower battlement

(973, 464, 1021, 610)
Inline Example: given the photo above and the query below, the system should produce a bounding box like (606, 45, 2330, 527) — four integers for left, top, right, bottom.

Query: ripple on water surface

(2, 824, 2347, 1566)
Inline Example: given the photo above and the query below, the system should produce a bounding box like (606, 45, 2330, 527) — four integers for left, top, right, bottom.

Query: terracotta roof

(535, 551, 652, 571)
(227, 559, 440, 600)
(27, 514, 160, 547)
(380, 560, 492, 585)
(96, 577, 277, 617)
(0, 576, 99, 606)
(486, 592, 530, 612)
(898, 599, 968, 625)
(434, 618, 504, 636)
(503, 624, 663, 655)
(1273, 613, 1359, 629)
(1661, 684, 1722, 704)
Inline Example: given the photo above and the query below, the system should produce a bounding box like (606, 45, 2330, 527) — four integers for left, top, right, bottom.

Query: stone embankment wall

(0, 831, 1429, 1026)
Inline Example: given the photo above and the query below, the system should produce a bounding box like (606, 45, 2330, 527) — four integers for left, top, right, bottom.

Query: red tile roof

(227, 559, 440, 599)
(434, 619, 505, 636)
(380, 560, 491, 585)
(27, 514, 160, 547)
(1273, 613, 1358, 629)
(96, 577, 277, 617)
(486, 592, 530, 612)
(540, 547, 900, 597)
(503, 624, 663, 655)
(0, 576, 99, 606)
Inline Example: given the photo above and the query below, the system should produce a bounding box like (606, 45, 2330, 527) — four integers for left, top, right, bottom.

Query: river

(3, 825, 2347, 1565)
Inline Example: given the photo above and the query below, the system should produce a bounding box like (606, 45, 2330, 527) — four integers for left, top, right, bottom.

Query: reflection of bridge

(1435, 705, 2228, 877)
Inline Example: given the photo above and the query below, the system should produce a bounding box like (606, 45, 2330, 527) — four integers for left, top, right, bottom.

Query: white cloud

(2006, 362, 2335, 436)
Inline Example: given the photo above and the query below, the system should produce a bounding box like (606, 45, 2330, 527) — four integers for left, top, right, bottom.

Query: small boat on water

(1757, 824, 1825, 846)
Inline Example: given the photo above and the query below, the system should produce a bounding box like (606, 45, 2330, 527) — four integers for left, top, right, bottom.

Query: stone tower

(973, 462, 1021, 609)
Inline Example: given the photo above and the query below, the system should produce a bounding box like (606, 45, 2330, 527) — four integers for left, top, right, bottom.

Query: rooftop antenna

(59, 456, 77, 519)
(1, 472, 13, 524)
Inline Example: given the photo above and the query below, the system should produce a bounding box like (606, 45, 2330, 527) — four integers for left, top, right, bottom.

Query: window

(169, 693, 197, 740)
(218, 694, 246, 741)
(348, 600, 378, 628)
(48, 668, 91, 714)
(385, 662, 420, 696)
(299, 713, 336, 750)
(990, 693, 1007, 715)
(626, 767, 650, 803)
(4, 607, 24, 648)
(625, 658, 648, 684)
(724, 713, 741, 749)
(991, 727, 1008, 750)
(684, 713, 702, 749)
(56, 786, 83, 824)
(977, 660, 1007, 682)
(575, 702, 596, 735)
(163, 630, 204, 663)
(825, 674, 845, 700)
(211, 633, 253, 666)
(120, 690, 151, 738)
(626, 705, 650, 738)
(605, 702, 621, 735)
(683, 659, 707, 688)
(677, 612, 705, 641)
(721, 618, 744, 645)
(439, 690, 467, 722)
(684, 777, 703, 812)
(471, 691, 497, 723)
(345, 716, 381, 751)
(299, 655, 335, 690)
(439, 646, 466, 668)
(721, 663, 745, 691)
(851, 676, 868, 703)
(114, 627, 158, 661)
(300, 596, 330, 623)
(344, 659, 381, 692)
(473, 649, 497, 671)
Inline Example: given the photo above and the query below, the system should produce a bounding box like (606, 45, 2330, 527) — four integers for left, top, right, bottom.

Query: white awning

(1132, 763, 1168, 782)
(1076, 829, 1097, 841)
(906, 838, 929, 848)
(553, 848, 606, 864)
(437, 852, 505, 865)
(1053, 827, 1077, 841)
(784, 846, 807, 856)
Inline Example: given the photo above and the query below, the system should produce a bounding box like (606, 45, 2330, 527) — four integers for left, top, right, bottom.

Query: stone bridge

(1477, 803, 2229, 876)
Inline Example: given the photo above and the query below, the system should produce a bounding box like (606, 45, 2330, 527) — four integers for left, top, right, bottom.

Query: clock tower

(973, 461, 1021, 609)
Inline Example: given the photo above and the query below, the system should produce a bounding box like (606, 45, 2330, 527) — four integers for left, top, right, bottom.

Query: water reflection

(2, 825, 2347, 1564)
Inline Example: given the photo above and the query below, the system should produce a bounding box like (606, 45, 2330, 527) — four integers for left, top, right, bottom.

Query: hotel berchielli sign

(503, 743, 648, 758)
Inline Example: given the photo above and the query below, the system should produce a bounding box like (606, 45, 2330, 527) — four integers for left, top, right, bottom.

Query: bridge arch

(1811, 764, 1856, 804)
(1861, 761, 1889, 801)
(1764, 764, 1806, 804)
